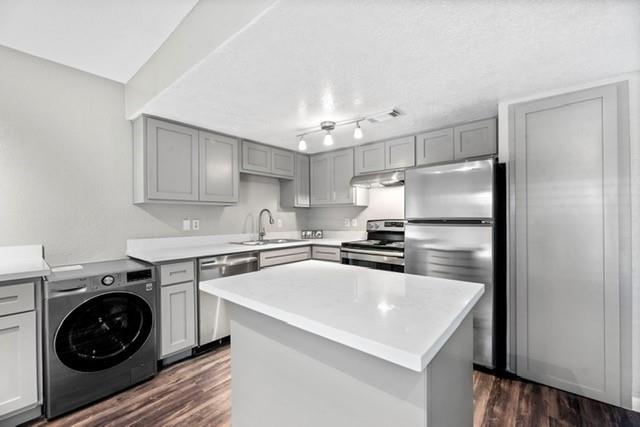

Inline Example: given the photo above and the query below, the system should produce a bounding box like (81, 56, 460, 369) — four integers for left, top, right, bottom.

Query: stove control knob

(101, 275, 115, 286)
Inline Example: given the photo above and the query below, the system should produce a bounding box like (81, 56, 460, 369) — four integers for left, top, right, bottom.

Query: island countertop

(200, 260, 484, 372)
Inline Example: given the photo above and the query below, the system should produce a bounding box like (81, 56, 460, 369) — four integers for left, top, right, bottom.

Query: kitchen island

(200, 260, 484, 427)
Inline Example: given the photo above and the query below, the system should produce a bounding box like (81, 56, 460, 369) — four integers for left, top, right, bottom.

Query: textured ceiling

(0, 0, 198, 82)
(143, 0, 640, 153)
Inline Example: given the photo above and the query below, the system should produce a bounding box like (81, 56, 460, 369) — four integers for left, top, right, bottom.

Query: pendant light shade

(353, 122, 363, 139)
(323, 131, 334, 146)
(298, 136, 307, 151)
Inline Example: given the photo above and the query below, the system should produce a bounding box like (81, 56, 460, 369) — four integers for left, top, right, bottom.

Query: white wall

(498, 72, 640, 409)
(0, 46, 307, 266)
(306, 186, 404, 231)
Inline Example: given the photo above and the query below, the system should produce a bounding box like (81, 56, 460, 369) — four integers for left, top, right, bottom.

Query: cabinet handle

(169, 269, 188, 275)
(0, 295, 18, 304)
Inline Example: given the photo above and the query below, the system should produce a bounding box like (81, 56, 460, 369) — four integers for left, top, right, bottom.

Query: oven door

(341, 249, 404, 272)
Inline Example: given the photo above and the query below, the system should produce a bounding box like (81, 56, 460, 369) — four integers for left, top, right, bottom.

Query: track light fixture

(298, 136, 307, 151)
(353, 121, 363, 139)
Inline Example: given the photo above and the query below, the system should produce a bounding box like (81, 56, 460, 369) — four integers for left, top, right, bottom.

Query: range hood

(350, 170, 405, 188)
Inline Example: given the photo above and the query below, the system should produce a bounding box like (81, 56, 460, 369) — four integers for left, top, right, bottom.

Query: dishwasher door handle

(200, 256, 258, 269)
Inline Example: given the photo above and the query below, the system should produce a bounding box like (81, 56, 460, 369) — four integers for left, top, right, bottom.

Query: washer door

(55, 292, 153, 372)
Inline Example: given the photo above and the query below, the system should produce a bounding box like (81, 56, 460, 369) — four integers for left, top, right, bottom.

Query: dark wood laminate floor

(27, 343, 640, 427)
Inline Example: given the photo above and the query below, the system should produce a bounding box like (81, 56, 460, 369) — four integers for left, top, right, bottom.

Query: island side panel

(426, 314, 474, 427)
(228, 303, 428, 427)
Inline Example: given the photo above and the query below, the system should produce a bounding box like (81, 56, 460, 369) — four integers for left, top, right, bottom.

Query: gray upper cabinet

(331, 149, 355, 204)
(242, 141, 271, 174)
(133, 116, 239, 205)
(199, 131, 239, 203)
(310, 149, 368, 206)
(416, 128, 454, 166)
(453, 118, 497, 160)
(271, 148, 295, 177)
(281, 153, 310, 208)
(310, 154, 331, 204)
(146, 118, 199, 201)
(354, 142, 385, 175)
(384, 136, 415, 170)
(241, 141, 295, 178)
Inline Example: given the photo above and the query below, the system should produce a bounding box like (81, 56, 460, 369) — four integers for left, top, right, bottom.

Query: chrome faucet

(258, 208, 275, 241)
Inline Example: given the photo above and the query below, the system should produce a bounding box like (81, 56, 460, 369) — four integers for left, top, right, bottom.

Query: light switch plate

(182, 219, 191, 231)
(192, 219, 200, 230)
(351, 218, 358, 227)
(277, 218, 283, 228)
(344, 218, 350, 226)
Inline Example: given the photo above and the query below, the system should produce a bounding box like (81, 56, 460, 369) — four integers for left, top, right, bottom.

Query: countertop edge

(201, 277, 484, 372)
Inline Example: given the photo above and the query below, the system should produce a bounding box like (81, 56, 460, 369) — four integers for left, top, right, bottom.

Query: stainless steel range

(341, 219, 405, 272)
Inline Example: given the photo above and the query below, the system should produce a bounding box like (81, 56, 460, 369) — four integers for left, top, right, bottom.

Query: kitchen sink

(232, 239, 303, 246)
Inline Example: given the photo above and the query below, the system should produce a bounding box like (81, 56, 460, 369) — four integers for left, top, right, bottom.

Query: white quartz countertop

(200, 260, 484, 371)
(0, 245, 50, 282)
(127, 239, 346, 263)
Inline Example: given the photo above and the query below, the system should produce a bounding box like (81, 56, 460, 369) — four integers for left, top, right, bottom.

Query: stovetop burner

(341, 219, 405, 254)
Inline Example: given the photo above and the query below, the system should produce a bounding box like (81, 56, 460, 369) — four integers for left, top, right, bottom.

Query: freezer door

(405, 159, 494, 220)
(405, 223, 494, 367)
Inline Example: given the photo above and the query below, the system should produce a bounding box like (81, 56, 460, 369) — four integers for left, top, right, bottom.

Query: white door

(161, 282, 196, 357)
(146, 118, 199, 201)
(0, 312, 37, 417)
(199, 131, 239, 203)
(513, 83, 629, 406)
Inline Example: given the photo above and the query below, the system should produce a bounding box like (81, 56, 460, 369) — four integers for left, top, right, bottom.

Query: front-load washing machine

(44, 259, 157, 418)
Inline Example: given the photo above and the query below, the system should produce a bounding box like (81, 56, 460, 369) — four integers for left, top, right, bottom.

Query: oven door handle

(340, 248, 404, 258)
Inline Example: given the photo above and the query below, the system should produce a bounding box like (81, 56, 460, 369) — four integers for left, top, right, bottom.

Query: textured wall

(0, 46, 307, 266)
(305, 186, 404, 231)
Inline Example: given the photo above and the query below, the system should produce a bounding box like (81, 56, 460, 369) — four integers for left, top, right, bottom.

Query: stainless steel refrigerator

(405, 158, 506, 370)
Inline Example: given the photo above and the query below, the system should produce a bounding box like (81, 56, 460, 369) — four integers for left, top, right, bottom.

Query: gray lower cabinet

(159, 261, 196, 358)
(512, 82, 630, 406)
(145, 117, 199, 201)
(311, 149, 368, 206)
(416, 128, 454, 166)
(354, 142, 385, 175)
(133, 116, 239, 204)
(199, 131, 239, 203)
(453, 118, 496, 160)
(0, 282, 38, 421)
(384, 136, 415, 169)
(281, 153, 310, 208)
(260, 246, 311, 267)
(311, 246, 341, 262)
(241, 141, 295, 178)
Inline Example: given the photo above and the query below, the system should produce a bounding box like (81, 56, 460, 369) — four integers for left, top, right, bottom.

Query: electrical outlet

(182, 219, 191, 231)
(351, 218, 358, 227)
(192, 219, 200, 230)
(344, 218, 350, 227)
(276, 218, 283, 228)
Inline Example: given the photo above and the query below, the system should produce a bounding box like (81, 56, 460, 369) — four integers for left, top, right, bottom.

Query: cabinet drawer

(312, 246, 341, 262)
(0, 282, 34, 316)
(160, 261, 194, 286)
(260, 246, 311, 268)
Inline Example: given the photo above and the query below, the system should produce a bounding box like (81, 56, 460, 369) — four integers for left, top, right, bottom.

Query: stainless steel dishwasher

(198, 252, 259, 346)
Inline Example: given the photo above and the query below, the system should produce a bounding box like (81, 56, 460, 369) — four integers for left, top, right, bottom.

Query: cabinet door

(385, 136, 415, 169)
(354, 142, 385, 175)
(271, 148, 295, 177)
(453, 118, 496, 160)
(310, 154, 331, 205)
(146, 118, 199, 201)
(242, 141, 271, 173)
(0, 311, 37, 417)
(295, 153, 310, 207)
(160, 282, 196, 357)
(330, 149, 355, 204)
(513, 84, 625, 405)
(199, 131, 239, 203)
(416, 128, 454, 165)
